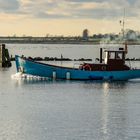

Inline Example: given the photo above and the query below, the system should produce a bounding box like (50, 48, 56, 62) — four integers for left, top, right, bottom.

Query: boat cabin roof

(104, 50, 125, 53)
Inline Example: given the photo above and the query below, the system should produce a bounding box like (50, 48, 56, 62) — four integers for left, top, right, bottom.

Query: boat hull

(15, 55, 140, 81)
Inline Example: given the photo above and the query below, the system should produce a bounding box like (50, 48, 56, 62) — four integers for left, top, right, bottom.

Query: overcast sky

(0, 0, 139, 36)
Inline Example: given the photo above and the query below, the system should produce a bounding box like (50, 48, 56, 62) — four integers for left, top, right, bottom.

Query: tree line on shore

(0, 29, 140, 44)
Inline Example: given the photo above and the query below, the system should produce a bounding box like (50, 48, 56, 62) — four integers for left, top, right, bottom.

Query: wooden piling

(0, 44, 12, 67)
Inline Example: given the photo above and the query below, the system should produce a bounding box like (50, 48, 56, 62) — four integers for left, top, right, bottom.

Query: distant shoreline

(1, 41, 140, 45)
(0, 37, 140, 45)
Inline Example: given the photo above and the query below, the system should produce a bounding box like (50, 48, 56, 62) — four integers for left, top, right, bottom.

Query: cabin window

(109, 52, 115, 59)
(105, 52, 108, 64)
(116, 52, 122, 59)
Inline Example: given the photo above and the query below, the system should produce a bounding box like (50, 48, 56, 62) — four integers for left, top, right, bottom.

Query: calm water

(0, 44, 140, 140)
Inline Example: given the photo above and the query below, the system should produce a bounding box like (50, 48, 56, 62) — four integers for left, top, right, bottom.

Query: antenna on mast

(120, 9, 127, 53)
(120, 8, 125, 41)
(122, 8, 125, 40)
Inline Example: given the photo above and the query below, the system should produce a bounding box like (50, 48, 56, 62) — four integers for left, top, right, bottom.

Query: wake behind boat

(15, 44, 140, 81)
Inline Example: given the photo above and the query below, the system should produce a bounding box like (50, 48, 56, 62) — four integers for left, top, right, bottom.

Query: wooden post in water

(0, 44, 12, 67)
(100, 48, 103, 63)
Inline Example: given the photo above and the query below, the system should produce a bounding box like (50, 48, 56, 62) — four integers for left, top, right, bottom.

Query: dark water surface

(0, 44, 140, 140)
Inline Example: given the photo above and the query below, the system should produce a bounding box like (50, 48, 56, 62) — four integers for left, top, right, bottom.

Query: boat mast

(123, 8, 125, 41)
(120, 9, 125, 41)
(122, 8, 128, 54)
(123, 9, 128, 54)
(120, 8, 125, 41)
(120, 9, 127, 53)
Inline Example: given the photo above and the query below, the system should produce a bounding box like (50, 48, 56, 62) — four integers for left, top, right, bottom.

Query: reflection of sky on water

(78, 81, 132, 139)
(101, 82, 128, 139)
(1, 61, 140, 139)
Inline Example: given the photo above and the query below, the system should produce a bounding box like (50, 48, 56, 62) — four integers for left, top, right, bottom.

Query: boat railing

(128, 60, 132, 69)
(126, 61, 140, 69)
(131, 67, 139, 70)
(73, 62, 83, 69)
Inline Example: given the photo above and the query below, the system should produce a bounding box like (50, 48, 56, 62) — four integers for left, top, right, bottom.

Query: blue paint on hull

(15, 55, 140, 81)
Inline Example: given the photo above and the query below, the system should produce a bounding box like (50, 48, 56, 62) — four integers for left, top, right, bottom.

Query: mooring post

(100, 48, 103, 63)
(0, 44, 12, 67)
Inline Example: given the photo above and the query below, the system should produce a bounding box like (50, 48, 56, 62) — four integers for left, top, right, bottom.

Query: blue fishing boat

(15, 44, 140, 81)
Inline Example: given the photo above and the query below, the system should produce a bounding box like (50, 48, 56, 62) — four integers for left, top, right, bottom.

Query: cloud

(0, 0, 140, 20)
(0, 0, 140, 36)
(65, 0, 105, 2)
(127, 0, 137, 4)
(0, 0, 19, 12)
